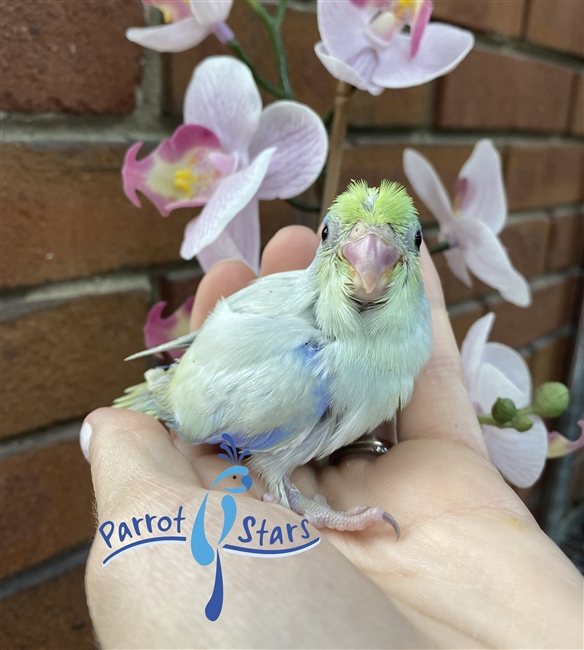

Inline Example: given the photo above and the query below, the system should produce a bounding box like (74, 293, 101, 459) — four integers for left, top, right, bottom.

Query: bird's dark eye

(414, 229, 422, 250)
(232, 475, 236, 480)
(321, 225, 329, 241)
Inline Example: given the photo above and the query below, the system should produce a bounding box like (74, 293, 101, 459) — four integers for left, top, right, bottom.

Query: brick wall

(1, 0, 583, 646)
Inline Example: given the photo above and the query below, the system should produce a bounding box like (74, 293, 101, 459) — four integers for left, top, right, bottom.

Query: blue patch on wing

(299, 339, 329, 420)
(207, 427, 293, 452)
(205, 340, 330, 454)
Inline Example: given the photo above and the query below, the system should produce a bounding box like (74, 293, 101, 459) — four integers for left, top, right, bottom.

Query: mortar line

(0, 419, 85, 460)
(0, 543, 92, 601)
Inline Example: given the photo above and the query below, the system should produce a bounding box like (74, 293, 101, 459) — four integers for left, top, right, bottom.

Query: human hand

(84, 226, 583, 649)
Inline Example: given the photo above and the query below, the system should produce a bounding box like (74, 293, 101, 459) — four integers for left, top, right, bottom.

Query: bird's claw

(282, 478, 400, 538)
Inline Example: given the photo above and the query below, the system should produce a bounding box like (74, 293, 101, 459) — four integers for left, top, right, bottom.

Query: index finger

(398, 244, 488, 456)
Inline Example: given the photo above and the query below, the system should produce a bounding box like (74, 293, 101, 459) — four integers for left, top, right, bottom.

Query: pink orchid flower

(314, 0, 474, 94)
(404, 140, 531, 307)
(461, 313, 548, 488)
(144, 296, 194, 360)
(127, 0, 234, 52)
(123, 56, 328, 273)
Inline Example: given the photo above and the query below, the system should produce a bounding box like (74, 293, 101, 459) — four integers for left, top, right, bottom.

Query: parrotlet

(115, 181, 432, 535)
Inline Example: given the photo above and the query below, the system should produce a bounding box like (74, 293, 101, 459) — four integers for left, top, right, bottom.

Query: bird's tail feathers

(113, 366, 177, 425)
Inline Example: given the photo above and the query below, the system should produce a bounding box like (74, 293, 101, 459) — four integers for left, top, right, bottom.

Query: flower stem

(225, 39, 289, 99)
(321, 80, 352, 218)
(429, 241, 451, 255)
(246, 0, 294, 99)
(477, 414, 497, 426)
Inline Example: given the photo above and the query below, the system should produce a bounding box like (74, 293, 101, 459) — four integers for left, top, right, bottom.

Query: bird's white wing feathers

(125, 270, 312, 360)
(165, 293, 328, 448)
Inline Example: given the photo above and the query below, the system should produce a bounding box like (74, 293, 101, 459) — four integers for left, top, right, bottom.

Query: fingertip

(420, 242, 446, 311)
(260, 225, 320, 276)
(83, 407, 199, 511)
(191, 260, 256, 330)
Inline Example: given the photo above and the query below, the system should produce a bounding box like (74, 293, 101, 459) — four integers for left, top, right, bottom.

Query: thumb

(80, 408, 200, 515)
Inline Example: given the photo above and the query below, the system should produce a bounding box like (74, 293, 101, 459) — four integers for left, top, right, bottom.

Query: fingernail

(80, 421, 92, 463)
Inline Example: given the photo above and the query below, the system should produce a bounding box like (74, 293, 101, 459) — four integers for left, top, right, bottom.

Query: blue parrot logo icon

(190, 434, 252, 621)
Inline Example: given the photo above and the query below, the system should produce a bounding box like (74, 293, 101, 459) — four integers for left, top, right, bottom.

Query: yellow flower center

(173, 167, 220, 198)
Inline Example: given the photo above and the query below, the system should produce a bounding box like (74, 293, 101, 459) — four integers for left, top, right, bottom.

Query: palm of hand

(85, 227, 582, 649)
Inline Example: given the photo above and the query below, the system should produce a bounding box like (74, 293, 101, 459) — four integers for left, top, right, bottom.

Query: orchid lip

(342, 233, 400, 300)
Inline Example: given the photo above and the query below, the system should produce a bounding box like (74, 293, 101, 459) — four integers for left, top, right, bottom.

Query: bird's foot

(261, 492, 280, 505)
(282, 477, 400, 538)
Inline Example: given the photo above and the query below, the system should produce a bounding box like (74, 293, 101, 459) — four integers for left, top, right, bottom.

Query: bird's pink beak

(343, 234, 400, 300)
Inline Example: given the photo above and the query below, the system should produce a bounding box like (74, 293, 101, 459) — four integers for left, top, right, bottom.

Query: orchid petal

(144, 296, 195, 360)
(458, 220, 531, 307)
(317, 0, 371, 64)
(483, 418, 548, 488)
(373, 24, 474, 88)
(444, 247, 472, 287)
(314, 43, 383, 94)
(403, 148, 456, 229)
(180, 148, 275, 260)
(144, 0, 192, 21)
(410, 0, 433, 57)
(458, 140, 507, 234)
(197, 201, 260, 274)
(460, 312, 495, 396)
(547, 422, 584, 459)
(184, 57, 262, 159)
(250, 102, 328, 200)
(122, 125, 224, 217)
(126, 18, 212, 53)
(476, 355, 530, 414)
(189, 0, 232, 25)
(476, 363, 527, 415)
(482, 342, 532, 406)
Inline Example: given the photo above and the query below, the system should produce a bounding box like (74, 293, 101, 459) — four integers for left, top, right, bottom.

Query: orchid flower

(547, 423, 584, 459)
(461, 313, 548, 488)
(123, 56, 328, 273)
(144, 296, 194, 360)
(127, 0, 234, 52)
(314, 0, 474, 94)
(404, 140, 531, 307)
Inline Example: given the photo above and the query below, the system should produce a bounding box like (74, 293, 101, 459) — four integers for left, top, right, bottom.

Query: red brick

(529, 335, 575, 387)
(0, 0, 143, 113)
(546, 212, 584, 271)
(0, 441, 93, 577)
(433, 0, 526, 38)
(505, 145, 583, 211)
(160, 273, 203, 316)
(499, 216, 551, 279)
(572, 75, 584, 137)
(490, 275, 583, 348)
(436, 49, 574, 133)
(1, 143, 195, 288)
(340, 143, 474, 225)
(164, 3, 429, 127)
(526, 0, 584, 57)
(449, 304, 488, 347)
(1, 292, 148, 437)
(0, 565, 94, 649)
(347, 85, 432, 127)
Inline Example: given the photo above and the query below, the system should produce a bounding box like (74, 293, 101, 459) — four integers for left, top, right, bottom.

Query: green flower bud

(513, 416, 534, 432)
(491, 398, 517, 424)
(532, 382, 570, 418)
